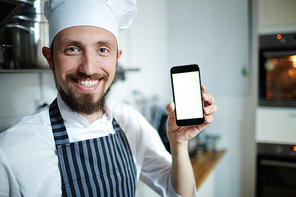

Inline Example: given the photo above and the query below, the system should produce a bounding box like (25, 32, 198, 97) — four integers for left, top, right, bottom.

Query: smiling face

(43, 26, 122, 115)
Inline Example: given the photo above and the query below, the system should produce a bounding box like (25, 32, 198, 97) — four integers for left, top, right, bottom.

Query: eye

(65, 46, 80, 54)
(98, 47, 110, 53)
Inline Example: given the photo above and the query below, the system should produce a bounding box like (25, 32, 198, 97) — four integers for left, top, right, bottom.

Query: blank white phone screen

(172, 71, 203, 120)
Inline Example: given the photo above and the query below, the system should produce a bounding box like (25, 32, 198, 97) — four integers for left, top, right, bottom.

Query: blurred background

(1, 0, 296, 196)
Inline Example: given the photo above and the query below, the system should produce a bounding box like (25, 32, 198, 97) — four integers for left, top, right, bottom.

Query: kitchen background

(1, 0, 296, 197)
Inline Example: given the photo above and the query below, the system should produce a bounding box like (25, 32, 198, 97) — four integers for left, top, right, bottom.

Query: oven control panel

(257, 143, 296, 158)
(260, 33, 296, 49)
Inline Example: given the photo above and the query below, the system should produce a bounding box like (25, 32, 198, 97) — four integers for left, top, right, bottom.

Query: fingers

(204, 105, 215, 125)
(202, 85, 214, 106)
(204, 114, 214, 124)
(201, 85, 206, 93)
(201, 85, 216, 125)
(204, 104, 217, 115)
(203, 92, 214, 105)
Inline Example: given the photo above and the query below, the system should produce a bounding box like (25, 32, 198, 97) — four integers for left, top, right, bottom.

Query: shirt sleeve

(137, 121, 198, 197)
(0, 148, 21, 197)
(167, 174, 198, 197)
(109, 101, 198, 197)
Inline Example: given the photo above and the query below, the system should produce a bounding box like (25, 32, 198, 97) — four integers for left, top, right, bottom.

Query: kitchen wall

(168, 0, 257, 197)
(0, 73, 56, 131)
(0, 0, 258, 197)
(110, 0, 170, 112)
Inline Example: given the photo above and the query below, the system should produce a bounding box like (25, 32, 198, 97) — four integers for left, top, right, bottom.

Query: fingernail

(171, 102, 175, 110)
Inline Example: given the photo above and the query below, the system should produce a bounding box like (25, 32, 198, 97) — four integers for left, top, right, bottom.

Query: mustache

(66, 72, 108, 81)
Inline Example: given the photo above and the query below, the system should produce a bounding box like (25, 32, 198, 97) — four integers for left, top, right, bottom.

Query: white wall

(168, 1, 256, 197)
(0, 73, 56, 131)
(110, 0, 170, 109)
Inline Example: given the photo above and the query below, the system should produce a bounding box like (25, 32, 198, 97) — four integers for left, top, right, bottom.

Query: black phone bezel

(170, 64, 205, 126)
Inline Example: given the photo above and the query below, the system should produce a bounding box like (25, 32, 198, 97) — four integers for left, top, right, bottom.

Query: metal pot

(5, 14, 48, 69)
(0, 44, 13, 69)
(18, 0, 45, 15)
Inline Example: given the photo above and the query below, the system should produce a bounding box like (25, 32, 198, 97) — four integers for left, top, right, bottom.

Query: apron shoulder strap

(49, 98, 69, 146)
(111, 118, 123, 133)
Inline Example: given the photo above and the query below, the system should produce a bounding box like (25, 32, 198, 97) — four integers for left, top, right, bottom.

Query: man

(0, 0, 217, 196)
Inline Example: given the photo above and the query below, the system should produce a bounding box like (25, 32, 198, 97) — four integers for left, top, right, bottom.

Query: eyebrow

(55, 39, 81, 49)
(56, 40, 77, 47)
(96, 40, 117, 49)
(56, 39, 117, 49)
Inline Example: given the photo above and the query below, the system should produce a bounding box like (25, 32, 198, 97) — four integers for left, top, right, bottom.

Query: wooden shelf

(190, 150, 225, 189)
(0, 69, 51, 73)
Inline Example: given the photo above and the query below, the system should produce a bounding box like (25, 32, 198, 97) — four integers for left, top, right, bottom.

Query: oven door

(259, 33, 296, 108)
(259, 50, 296, 107)
(256, 155, 296, 197)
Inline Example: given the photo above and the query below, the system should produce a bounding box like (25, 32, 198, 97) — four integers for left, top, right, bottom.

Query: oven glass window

(264, 53, 296, 100)
(257, 156, 296, 197)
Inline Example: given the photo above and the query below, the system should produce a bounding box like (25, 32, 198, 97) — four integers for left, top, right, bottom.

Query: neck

(81, 109, 105, 124)
(57, 95, 106, 124)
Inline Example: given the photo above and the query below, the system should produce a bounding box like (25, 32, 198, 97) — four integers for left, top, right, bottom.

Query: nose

(78, 51, 97, 76)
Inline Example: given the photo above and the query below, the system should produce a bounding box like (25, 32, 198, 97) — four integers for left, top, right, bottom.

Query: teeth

(78, 80, 99, 87)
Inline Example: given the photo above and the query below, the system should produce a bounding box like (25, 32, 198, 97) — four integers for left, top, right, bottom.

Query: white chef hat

(44, 0, 137, 46)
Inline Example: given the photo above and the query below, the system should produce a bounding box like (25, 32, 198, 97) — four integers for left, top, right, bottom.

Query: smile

(78, 80, 99, 87)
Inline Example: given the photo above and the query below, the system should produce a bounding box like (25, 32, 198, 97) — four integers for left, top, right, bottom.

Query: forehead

(53, 26, 117, 48)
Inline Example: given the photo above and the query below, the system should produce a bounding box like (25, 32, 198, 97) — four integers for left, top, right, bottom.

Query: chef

(0, 0, 217, 196)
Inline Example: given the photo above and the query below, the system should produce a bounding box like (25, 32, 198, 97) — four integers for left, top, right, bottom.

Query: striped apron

(49, 99, 137, 197)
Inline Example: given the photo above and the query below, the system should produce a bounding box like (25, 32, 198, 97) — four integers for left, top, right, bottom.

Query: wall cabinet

(259, 0, 296, 34)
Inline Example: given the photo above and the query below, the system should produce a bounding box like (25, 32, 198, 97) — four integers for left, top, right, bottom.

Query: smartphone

(170, 64, 204, 126)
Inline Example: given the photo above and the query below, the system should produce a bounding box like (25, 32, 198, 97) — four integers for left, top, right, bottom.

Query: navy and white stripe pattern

(49, 99, 137, 197)
(49, 98, 69, 145)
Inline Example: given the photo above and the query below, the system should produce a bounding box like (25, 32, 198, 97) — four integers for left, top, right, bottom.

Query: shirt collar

(56, 95, 113, 128)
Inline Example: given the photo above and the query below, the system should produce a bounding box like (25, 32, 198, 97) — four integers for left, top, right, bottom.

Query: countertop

(190, 150, 225, 189)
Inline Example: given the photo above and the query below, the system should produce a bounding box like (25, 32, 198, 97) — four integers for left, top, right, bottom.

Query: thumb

(166, 102, 179, 133)
(166, 102, 175, 119)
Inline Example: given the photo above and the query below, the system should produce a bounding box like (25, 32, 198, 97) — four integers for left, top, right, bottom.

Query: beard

(53, 71, 112, 115)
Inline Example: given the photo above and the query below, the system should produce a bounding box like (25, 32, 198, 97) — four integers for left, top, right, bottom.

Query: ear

(118, 49, 123, 60)
(42, 46, 54, 71)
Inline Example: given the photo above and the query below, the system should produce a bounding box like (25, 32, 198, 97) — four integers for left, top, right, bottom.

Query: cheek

(107, 65, 116, 78)
(101, 59, 117, 79)
(53, 58, 77, 88)
(107, 65, 117, 85)
(55, 57, 78, 76)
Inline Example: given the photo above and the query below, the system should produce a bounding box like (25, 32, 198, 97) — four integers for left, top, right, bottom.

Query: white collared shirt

(0, 96, 197, 197)
(57, 96, 115, 142)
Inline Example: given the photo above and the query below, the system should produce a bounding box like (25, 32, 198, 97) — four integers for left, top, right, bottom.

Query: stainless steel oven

(256, 143, 296, 197)
(257, 33, 296, 197)
(259, 33, 296, 107)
